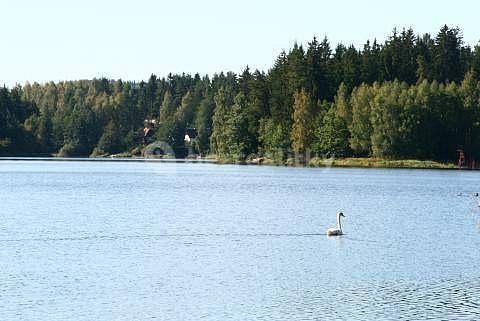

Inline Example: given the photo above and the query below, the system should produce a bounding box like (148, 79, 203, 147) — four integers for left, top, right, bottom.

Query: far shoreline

(0, 156, 471, 170)
(0, 156, 217, 164)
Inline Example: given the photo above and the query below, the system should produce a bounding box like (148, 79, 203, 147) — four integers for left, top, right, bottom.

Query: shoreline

(223, 156, 466, 170)
(0, 156, 469, 170)
(306, 157, 461, 170)
(0, 157, 217, 164)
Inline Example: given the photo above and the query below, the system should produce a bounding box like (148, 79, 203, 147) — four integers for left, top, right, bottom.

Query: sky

(1, 0, 479, 87)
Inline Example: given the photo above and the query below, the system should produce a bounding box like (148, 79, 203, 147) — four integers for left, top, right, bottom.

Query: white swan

(327, 212, 345, 236)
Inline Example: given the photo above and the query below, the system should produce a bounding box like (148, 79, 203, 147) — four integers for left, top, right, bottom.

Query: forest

(1, 25, 480, 164)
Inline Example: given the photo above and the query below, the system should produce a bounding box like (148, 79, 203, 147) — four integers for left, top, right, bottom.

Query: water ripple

(0, 232, 330, 244)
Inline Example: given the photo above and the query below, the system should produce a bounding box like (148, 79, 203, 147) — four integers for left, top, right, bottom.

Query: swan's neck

(337, 215, 342, 231)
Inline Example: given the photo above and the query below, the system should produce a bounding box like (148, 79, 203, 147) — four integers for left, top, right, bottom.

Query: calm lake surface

(1, 161, 479, 320)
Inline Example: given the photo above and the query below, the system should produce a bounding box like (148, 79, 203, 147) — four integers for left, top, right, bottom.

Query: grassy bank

(243, 156, 459, 169)
(307, 157, 457, 169)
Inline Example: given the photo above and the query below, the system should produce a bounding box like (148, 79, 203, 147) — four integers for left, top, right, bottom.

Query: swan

(327, 212, 345, 236)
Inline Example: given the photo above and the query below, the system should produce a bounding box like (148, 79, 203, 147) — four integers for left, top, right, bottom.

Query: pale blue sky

(1, 0, 479, 87)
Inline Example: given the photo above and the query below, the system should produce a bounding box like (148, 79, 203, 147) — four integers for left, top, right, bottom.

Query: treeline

(1, 25, 480, 162)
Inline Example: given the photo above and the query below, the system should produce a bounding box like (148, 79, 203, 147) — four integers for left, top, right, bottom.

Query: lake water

(1, 161, 479, 320)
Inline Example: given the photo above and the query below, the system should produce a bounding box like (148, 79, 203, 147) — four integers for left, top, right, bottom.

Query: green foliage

(349, 84, 374, 156)
(370, 81, 405, 157)
(291, 89, 314, 154)
(210, 87, 234, 159)
(460, 69, 480, 159)
(258, 118, 290, 161)
(93, 120, 123, 156)
(313, 107, 350, 157)
(334, 83, 351, 125)
(0, 86, 39, 155)
(211, 89, 251, 161)
(194, 96, 215, 156)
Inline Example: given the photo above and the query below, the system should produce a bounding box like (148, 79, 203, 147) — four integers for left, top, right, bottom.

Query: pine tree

(433, 25, 463, 83)
(159, 90, 175, 123)
(93, 120, 123, 156)
(194, 95, 215, 156)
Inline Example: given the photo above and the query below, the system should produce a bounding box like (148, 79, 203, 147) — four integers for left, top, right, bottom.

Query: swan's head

(338, 212, 345, 218)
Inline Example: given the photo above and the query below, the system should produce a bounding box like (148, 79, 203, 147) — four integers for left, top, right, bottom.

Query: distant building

(143, 119, 157, 144)
(184, 128, 198, 157)
(144, 119, 157, 126)
(184, 128, 197, 142)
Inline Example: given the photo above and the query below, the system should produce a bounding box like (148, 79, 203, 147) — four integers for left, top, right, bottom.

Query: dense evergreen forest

(2, 26, 480, 164)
